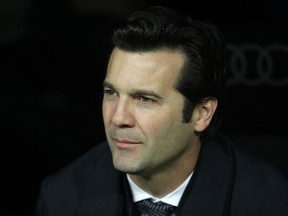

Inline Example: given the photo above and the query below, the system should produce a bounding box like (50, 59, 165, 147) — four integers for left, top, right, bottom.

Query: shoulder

(211, 134, 287, 180)
(48, 141, 112, 179)
(215, 135, 288, 185)
(229, 137, 288, 186)
(38, 141, 117, 198)
(35, 141, 126, 215)
(217, 135, 288, 214)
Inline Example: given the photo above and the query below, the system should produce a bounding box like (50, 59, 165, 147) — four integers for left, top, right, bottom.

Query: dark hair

(109, 6, 228, 141)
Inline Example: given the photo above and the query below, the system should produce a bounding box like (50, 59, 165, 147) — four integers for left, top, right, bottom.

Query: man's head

(102, 6, 227, 179)
(108, 5, 228, 141)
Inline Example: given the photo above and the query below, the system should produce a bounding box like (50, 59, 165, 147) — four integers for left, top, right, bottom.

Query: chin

(113, 161, 141, 174)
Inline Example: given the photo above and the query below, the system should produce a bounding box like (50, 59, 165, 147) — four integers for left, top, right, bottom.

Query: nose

(111, 99, 135, 128)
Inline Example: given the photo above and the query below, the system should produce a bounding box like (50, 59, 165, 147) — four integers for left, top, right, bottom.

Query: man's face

(102, 48, 199, 177)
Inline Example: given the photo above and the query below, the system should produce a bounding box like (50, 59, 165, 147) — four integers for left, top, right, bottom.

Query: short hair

(108, 5, 228, 141)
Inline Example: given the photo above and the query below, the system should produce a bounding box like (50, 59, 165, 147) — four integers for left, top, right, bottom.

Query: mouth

(113, 138, 142, 149)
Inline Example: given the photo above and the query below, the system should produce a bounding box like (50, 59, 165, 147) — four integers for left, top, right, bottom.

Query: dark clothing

(35, 136, 288, 216)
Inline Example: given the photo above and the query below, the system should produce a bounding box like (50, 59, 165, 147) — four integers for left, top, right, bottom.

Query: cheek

(140, 110, 182, 139)
(102, 103, 112, 125)
(152, 105, 183, 126)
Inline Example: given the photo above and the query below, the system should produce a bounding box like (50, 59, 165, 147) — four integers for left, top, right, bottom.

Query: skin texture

(102, 48, 217, 197)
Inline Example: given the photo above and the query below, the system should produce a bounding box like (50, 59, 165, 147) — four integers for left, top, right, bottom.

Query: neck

(128, 140, 201, 198)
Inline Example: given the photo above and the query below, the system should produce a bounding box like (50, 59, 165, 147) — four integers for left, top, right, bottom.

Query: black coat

(35, 136, 288, 216)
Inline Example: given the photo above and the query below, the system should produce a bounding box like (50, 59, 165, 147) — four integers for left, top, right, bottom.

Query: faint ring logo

(227, 43, 288, 87)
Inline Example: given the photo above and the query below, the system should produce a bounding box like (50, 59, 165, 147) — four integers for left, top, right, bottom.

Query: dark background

(1, 0, 288, 215)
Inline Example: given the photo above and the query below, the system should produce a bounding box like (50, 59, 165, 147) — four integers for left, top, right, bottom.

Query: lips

(113, 138, 142, 149)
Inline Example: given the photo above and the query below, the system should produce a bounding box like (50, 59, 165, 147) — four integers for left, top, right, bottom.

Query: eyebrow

(103, 81, 114, 89)
(103, 81, 163, 100)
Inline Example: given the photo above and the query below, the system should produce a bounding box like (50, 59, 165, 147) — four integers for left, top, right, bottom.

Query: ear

(192, 98, 218, 132)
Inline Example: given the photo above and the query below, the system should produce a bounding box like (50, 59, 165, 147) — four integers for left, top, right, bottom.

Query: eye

(135, 96, 156, 104)
(103, 88, 118, 99)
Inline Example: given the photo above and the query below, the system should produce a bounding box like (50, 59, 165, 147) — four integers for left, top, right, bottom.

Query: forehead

(105, 48, 185, 90)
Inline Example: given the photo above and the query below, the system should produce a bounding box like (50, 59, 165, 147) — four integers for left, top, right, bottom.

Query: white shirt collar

(127, 172, 193, 207)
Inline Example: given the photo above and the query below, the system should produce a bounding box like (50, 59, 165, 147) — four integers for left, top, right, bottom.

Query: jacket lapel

(76, 145, 127, 216)
(177, 138, 234, 216)
(77, 193, 125, 216)
(78, 172, 138, 216)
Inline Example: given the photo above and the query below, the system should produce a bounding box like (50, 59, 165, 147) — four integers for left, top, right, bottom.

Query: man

(35, 5, 288, 216)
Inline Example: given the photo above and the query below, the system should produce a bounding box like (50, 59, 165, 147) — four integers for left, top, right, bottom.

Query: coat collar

(176, 137, 235, 216)
(78, 137, 235, 216)
(76, 144, 127, 216)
